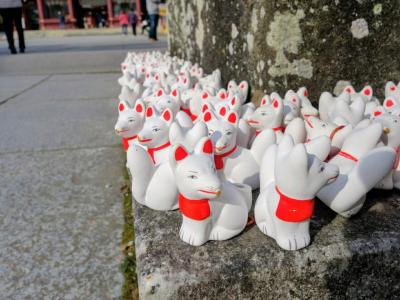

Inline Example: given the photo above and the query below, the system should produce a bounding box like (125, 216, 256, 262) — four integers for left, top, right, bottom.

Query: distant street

(0, 34, 166, 299)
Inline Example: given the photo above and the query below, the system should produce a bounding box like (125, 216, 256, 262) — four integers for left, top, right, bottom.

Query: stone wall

(167, 0, 400, 103)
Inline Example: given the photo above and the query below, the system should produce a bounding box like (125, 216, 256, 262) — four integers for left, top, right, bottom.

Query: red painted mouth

(198, 189, 220, 195)
(138, 137, 152, 143)
(215, 145, 227, 152)
(115, 129, 129, 134)
(247, 120, 259, 124)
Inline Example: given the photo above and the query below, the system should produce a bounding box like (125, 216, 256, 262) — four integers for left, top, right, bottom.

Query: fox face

(138, 105, 173, 148)
(276, 136, 339, 199)
(202, 109, 238, 154)
(227, 80, 249, 102)
(247, 93, 283, 130)
(143, 71, 161, 88)
(373, 113, 400, 148)
(170, 138, 221, 200)
(154, 88, 181, 116)
(304, 116, 336, 140)
(115, 100, 145, 138)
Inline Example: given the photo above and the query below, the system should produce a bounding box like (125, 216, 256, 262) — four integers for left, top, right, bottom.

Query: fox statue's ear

(118, 100, 126, 113)
(134, 100, 145, 117)
(383, 97, 396, 110)
(203, 110, 216, 123)
(260, 95, 271, 106)
(161, 108, 173, 126)
(170, 144, 189, 171)
(218, 105, 227, 117)
(170, 88, 179, 99)
(194, 137, 214, 157)
(226, 111, 238, 126)
(217, 89, 227, 101)
(361, 85, 373, 100)
(146, 105, 156, 119)
(343, 85, 355, 94)
(156, 88, 164, 97)
(227, 80, 236, 90)
(270, 92, 283, 111)
(298, 87, 308, 98)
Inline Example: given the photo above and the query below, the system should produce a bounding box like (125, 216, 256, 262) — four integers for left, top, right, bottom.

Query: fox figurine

(255, 135, 339, 250)
(170, 137, 251, 246)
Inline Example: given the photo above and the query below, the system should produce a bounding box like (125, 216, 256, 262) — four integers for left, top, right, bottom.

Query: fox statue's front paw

(179, 226, 208, 246)
(277, 233, 310, 251)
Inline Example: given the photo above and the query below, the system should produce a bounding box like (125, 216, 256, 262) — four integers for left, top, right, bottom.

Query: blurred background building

(1, 0, 166, 30)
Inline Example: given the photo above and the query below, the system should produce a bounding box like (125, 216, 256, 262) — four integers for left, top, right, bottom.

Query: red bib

(337, 150, 358, 162)
(275, 186, 314, 222)
(214, 145, 237, 170)
(122, 136, 137, 151)
(180, 106, 192, 118)
(179, 194, 210, 220)
(147, 141, 171, 164)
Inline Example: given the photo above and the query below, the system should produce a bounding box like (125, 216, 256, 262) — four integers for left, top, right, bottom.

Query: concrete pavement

(0, 34, 166, 299)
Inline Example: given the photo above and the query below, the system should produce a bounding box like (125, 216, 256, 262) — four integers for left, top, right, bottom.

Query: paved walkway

(0, 35, 166, 299)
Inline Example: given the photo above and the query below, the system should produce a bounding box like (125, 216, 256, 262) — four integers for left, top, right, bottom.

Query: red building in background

(25, 0, 142, 29)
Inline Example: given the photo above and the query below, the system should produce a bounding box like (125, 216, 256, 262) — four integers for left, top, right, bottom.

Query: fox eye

(152, 128, 160, 132)
(208, 130, 214, 137)
(322, 124, 326, 128)
(188, 175, 198, 179)
(319, 165, 325, 172)
(261, 112, 267, 116)
(226, 131, 232, 135)
(128, 118, 135, 123)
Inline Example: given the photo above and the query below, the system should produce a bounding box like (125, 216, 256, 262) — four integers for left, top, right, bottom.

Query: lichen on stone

(351, 18, 369, 39)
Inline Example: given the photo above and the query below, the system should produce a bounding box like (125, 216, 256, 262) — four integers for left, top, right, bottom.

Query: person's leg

(132, 22, 136, 35)
(1, 9, 17, 53)
(153, 14, 159, 40)
(13, 7, 25, 52)
(148, 14, 155, 39)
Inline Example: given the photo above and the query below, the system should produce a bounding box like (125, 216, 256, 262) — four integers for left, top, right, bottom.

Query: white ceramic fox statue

(114, 99, 145, 151)
(203, 109, 276, 189)
(170, 137, 251, 246)
(137, 105, 173, 165)
(255, 135, 339, 251)
(317, 123, 396, 217)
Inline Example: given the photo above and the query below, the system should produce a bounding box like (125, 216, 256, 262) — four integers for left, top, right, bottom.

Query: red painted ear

(146, 73, 150, 78)
(203, 111, 212, 123)
(154, 74, 159, 81)
(344, 86, 354, 94)
(362, 86, 372, 96)
(172, 89, 178, 97)
(240, 83, 246, 89)
(157, 89, 163, 97)
(373, 111, 382, 117)
(227, 111, 237, 124)
(146, 106, 154, 118)
(176, 77, 180, 82)
(261, 97, 268, 106)
(390, 85, 396, 91)
(231, 97, 236, 106)
(140, 66, 145, 72)
(162, 109, 172, 122)
(175, 146, 188, 161)
(219, 106, 227, 116)
(202, 139, 213, 154)
(184, 78, 188, 84)
(384, 98, 395, 108)
(202, 91, 209, 100)
(291, 96, 298, 104)
(135, 102, 143, 113)
(304, 88, 309, 97)
(202, 104, 209, 113)
(219, 90, 227, 100)
(118, 103, 125, 112)
(272, 99, 279, 108)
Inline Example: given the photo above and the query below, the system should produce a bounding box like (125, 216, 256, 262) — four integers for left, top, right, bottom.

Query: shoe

(20, 48, 25, 53)
(10, 48, 17, 54)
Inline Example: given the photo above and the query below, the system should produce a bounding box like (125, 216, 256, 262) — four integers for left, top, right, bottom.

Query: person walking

(118, 10, 129, 35)
(128, 9, 137, 36)
(146, 0, 160, 41)
(0, 0, 26, 54)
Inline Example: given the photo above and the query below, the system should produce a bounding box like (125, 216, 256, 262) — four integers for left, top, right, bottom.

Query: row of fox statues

(114, 51, 400, 250)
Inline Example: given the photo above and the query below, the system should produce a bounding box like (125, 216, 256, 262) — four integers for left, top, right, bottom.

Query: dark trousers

(131, 23, 136, 35)
(148, 14, 159, 40)
(1, 7, 25, 52)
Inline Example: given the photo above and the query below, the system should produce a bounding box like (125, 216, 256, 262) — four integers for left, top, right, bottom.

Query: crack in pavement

(0, 74, 53, 106)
